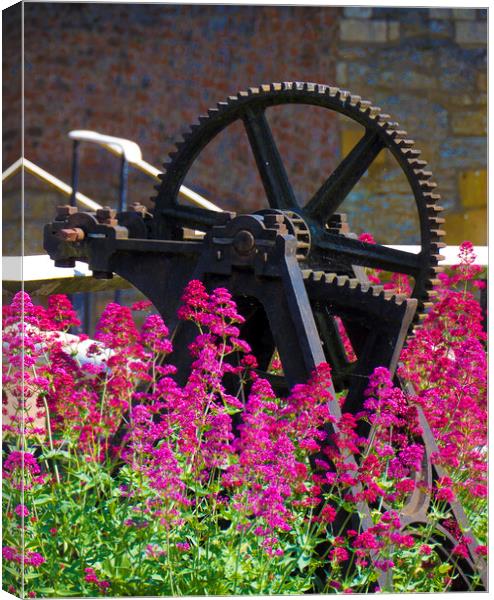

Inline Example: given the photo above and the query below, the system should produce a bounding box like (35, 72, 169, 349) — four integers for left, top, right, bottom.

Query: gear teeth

(408, 158, 428, 169)
(401, 147, 421, 159)
(429, 216, 446, 225)
(426, 204, 444, 216)
(357, 100, 372, 111)
(426, 278, 442, 288)
(397, 138, 415, 149)
(376, 113, 391, 125)
(414, 169, 433, 180)
(385, 120, 399, 130)
(156, 81, 444, 327)
(431, 241, 447, 250)
(419, 180, 438, 191)
(311, 271, 326, 281)
(392, 293, 408, 304)
(337, 89, 350, 101)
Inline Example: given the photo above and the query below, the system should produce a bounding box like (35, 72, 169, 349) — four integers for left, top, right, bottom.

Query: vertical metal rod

(115, 155, 128, 305)
(83, 292, 92, 335)
(70, 140, 80, 206)
(118, 155, 129, 212)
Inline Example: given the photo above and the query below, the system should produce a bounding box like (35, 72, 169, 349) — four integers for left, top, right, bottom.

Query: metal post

(83, 292, 93, 335)
(118, 155, 129, 212)
(114, 155, 129, 306)
(70, 140, 80, 206)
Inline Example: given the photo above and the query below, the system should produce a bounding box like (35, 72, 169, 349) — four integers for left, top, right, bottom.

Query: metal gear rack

(43, 82, 486, 591)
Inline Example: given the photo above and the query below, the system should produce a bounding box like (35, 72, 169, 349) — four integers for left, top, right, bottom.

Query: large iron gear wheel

(152, 82, 445, 322)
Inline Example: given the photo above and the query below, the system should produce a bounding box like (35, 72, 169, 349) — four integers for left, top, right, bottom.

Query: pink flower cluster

(400, 241, 487, 501)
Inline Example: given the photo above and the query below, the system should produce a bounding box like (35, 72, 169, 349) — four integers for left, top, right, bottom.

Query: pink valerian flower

(131, 299, 153, 312)
(140, 314, 173, 354)
(46, 294, 81, 331)
(475, 545, 488, 556)
(399, 242, 486, 503)
(330, 546, 349, 564)
(84, 567, 110, 592)
(434, 476, 456, 503)
(14, 504, 29, 518)
(95, 303, 140, 350)
(176, 542, 191, 552)
(3, 547, 46, 567)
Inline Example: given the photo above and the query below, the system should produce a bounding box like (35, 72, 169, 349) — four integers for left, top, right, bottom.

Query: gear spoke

(315, 232, 422, 275)
(242, 105, 298, 210)
(304, 129, 385, 223)
(159, 204, 227, 231)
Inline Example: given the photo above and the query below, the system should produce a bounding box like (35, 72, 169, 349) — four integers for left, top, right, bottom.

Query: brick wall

(3, 4, 487, 259)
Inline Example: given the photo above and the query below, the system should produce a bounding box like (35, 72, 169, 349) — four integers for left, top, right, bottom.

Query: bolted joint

(96, 206, 118, 226)
(262, 213, 287, 234)
(58, 227, 85, 242)
(233, 230, 256, 255)
(55, 204, 78, 221)
(129, 202, 152, 218)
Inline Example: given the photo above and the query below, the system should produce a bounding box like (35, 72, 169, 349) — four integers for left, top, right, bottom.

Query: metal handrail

(68, 130, 222, 213)
(2, 157, 102, 211)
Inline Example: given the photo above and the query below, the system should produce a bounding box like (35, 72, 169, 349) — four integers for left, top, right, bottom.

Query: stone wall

(336, 7, 487, 245)
(3, 4, 487, 260)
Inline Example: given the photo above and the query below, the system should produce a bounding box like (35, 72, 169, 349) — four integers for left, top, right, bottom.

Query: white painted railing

(68, 130, 222, 212)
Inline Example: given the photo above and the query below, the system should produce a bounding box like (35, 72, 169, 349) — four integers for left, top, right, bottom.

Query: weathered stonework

(455, 20, 488, 45)
(340, 18, 388, 43)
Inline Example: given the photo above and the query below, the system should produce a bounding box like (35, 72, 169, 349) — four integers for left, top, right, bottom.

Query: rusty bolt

(58, 227, 85, 242)
(130, 202, 151, 218)
(263, 214, 286, 232)
(96, 206, 118, 226)
(55, 205, 78, 221)
(233, 230, 256, 255)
